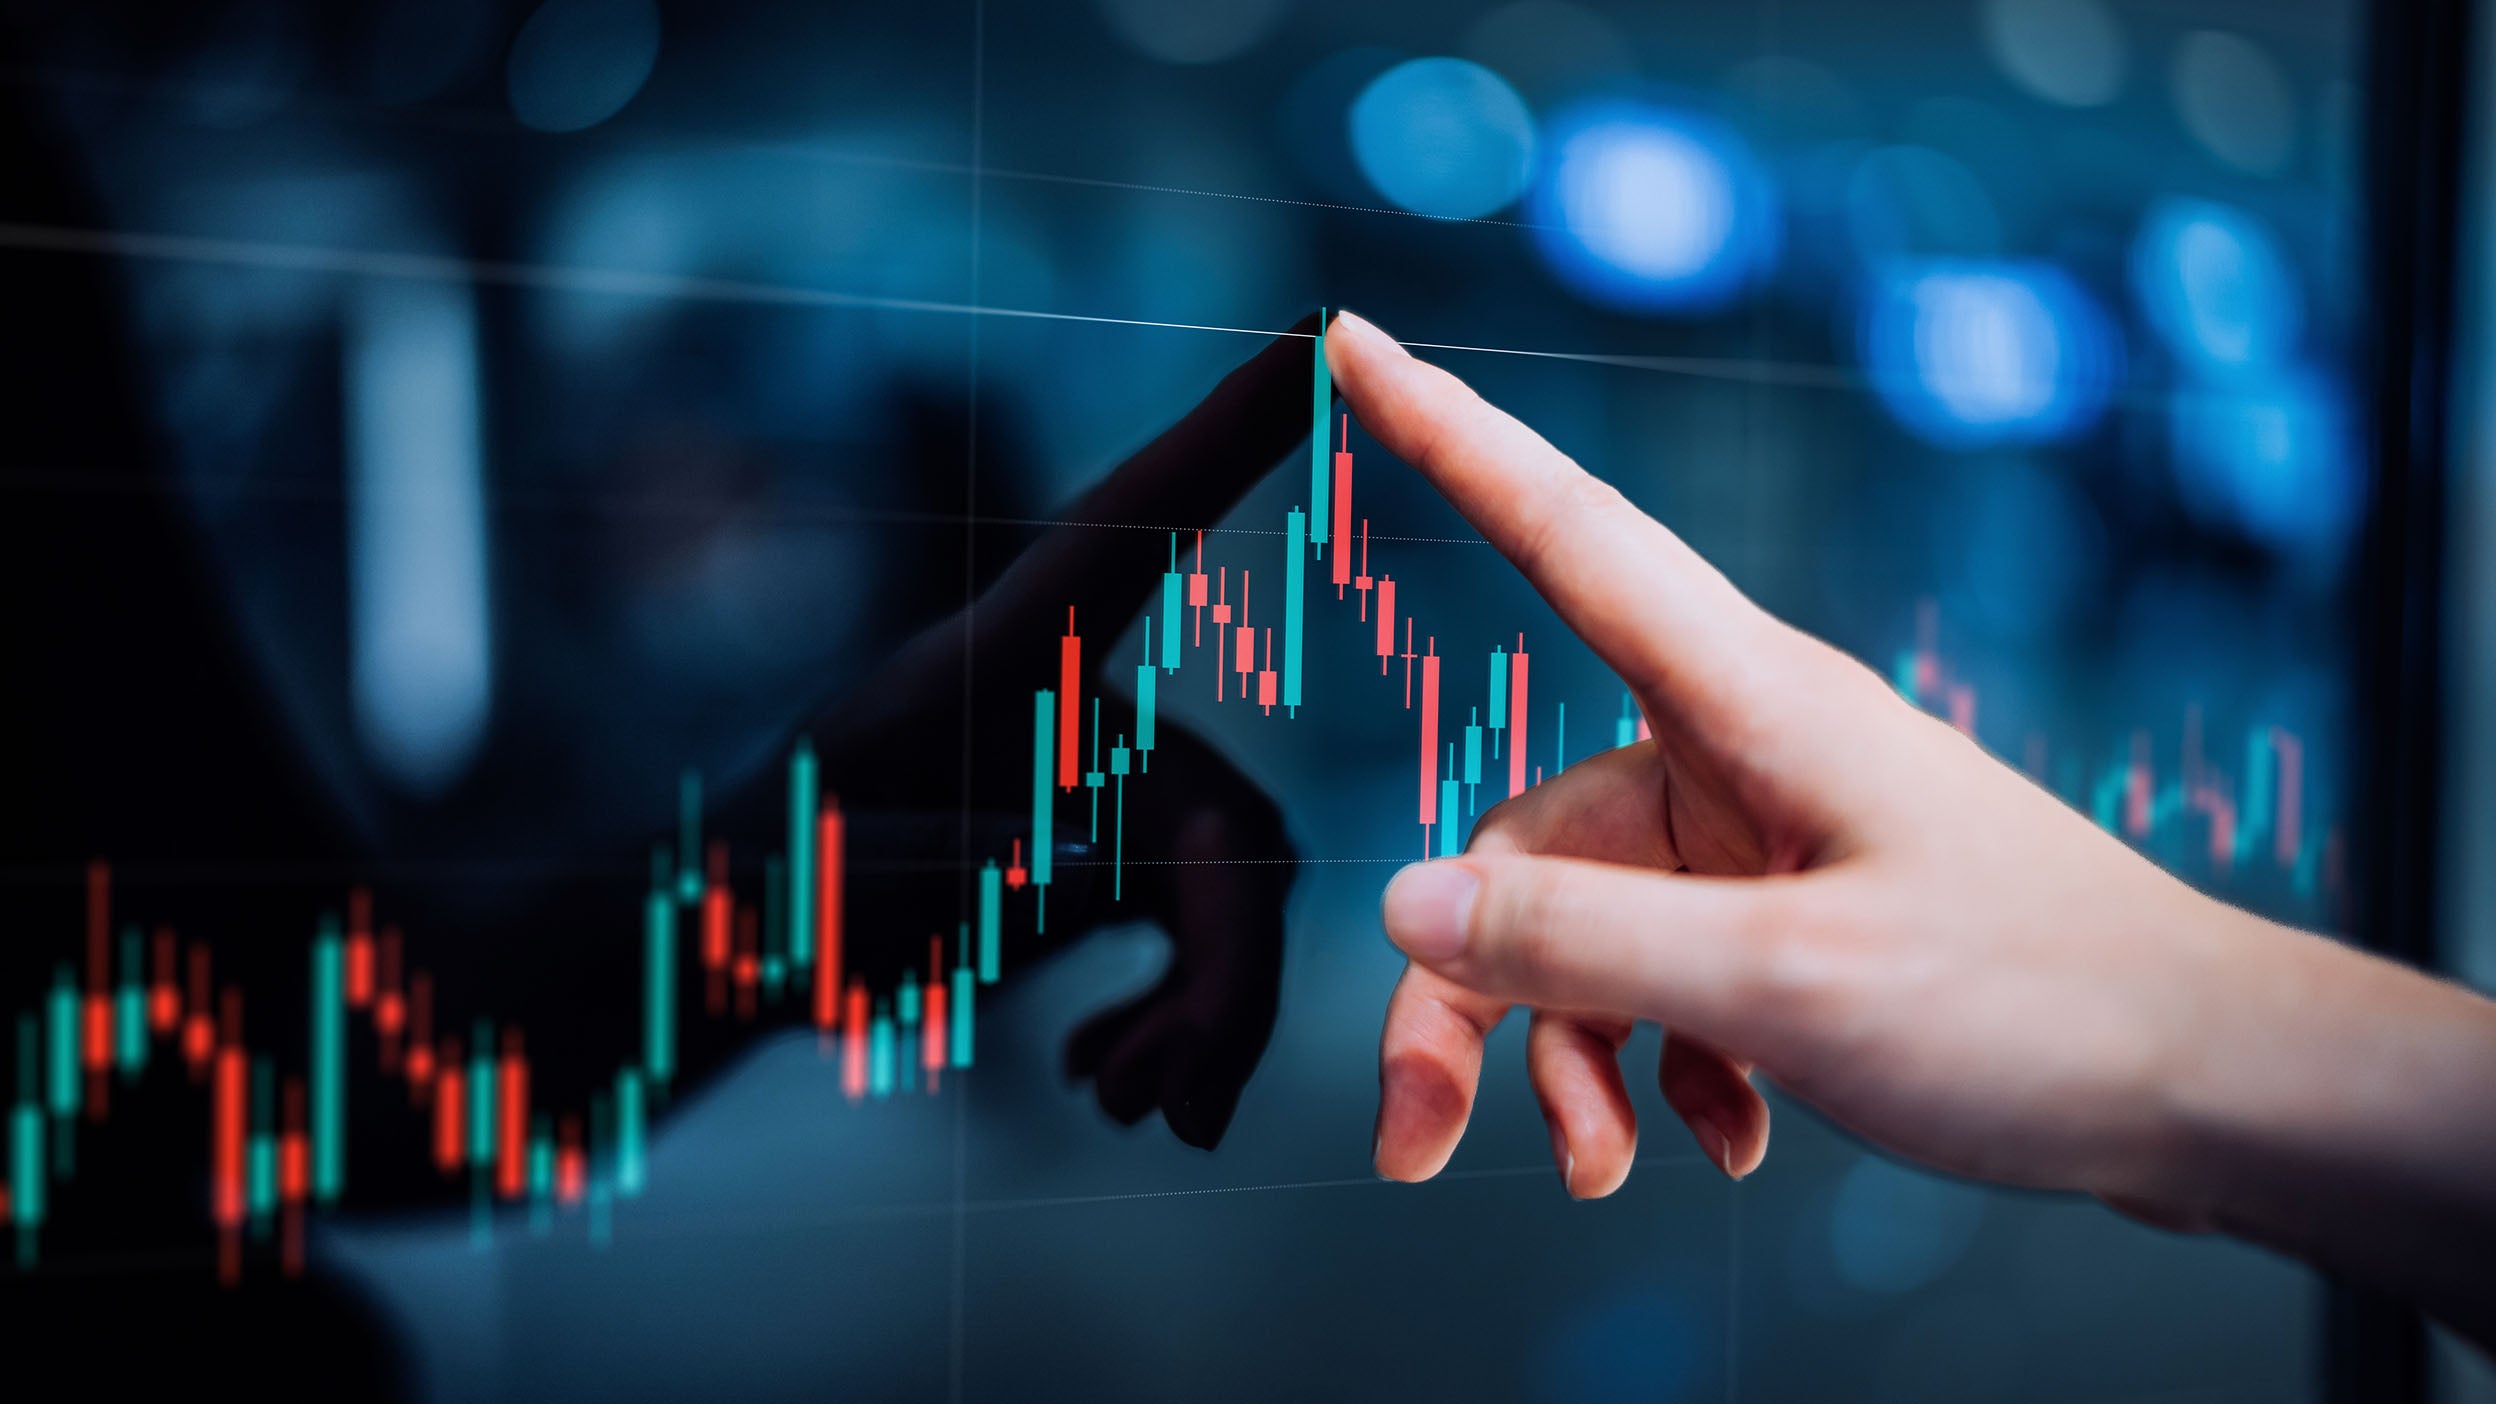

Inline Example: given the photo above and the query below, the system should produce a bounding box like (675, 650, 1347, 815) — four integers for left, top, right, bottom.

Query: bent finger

(1375, 963, 1509, 1182)
(1467, 739, 1677, 869)
(1527, 1010, 1639, 1198)
(1660, 1031, 1770, 1179)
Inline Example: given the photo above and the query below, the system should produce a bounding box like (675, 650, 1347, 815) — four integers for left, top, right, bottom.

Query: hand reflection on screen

(775, 315, 1318, 1148)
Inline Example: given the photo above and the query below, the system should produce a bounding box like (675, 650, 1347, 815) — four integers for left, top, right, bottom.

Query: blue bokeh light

(1528, 100, 1778, 314)
(2130, 196, 2302, 378)
(1348, 58, 1537, 220)
(345, 280, 494, 797)
(1859, 259, 2121, 447)
(2170, 367, 2359, 561)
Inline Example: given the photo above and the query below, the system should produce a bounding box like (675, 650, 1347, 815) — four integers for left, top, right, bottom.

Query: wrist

(2139, 907, 2496, 1338)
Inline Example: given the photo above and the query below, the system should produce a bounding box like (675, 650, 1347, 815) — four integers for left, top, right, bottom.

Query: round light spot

(1859, 259, 2121, 447)
(1349, 58, 1537, 220)
(1981, 0, 2127, 108)
(2130, 197, 2301, 374)
(2171, 369, 2357, 561)
(2171, 31, 2296, 176)
(506, 0, 660, 134)
(1094, 0, 1288, 66)
(1530, 101, 1778, 313)
(1828, 1157, 1987, 1294)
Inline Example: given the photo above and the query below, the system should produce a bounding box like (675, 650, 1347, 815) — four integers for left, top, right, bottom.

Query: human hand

(1327, 308, 2496, 1312)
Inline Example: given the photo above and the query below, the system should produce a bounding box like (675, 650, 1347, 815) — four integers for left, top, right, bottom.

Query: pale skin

(1326, 309, 2496, 1349)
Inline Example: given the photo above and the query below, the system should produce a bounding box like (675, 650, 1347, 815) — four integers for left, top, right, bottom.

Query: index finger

(1323, 310, 1780, 731)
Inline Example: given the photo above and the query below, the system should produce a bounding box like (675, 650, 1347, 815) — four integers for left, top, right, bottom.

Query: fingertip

(1329, 307, 1390, 345)
(1374, 1053, 1468, 1183)
(1660, 1036, 1771, 1180)
(1688, 1114, 1737, 1179)
(1551, 1118, 1635, 1200)
(1541, 1117, 1582, 1198)
(1564, 1108, 1638, 1198)
(1381, 860, 1479, 963)
(1526, 1013, 1638, 1199)
(1376, 966, 1502, 1183)
(1324, 308, 1409, 386)
(1687, 1107, 1769, 1180)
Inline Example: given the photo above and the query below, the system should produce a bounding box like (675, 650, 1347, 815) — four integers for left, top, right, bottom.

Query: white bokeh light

(1559, 124, 1734, 282)
(1914, 272, 2060, 425)
(1860, 260, 2120, 447)
(1530, 103, 1775, 313)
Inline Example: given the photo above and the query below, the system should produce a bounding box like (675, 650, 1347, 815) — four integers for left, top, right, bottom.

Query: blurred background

(1, 0, 2485, 1399)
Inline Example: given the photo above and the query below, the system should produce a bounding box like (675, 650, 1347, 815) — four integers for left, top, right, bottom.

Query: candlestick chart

(1894, 600, 2343, 912)
(0, 320, 2342, 1286)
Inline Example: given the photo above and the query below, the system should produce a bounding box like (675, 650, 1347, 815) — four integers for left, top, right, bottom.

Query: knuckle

(1481, 864, 1569, 973)
(1466, 791, 1533, 854)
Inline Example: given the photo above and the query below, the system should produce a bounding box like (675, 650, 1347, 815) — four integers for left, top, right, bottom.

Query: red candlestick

(1058, 609, 1082, 790)
(496, 1031, 529, 1200)
(84, 860, 110, 1117)
(1508, 644, 1530, 797)
(556, 1117, 586, 1207)
(815, 801, 844, 1031)
(433, 1037, 466, 1173)
(1330, 415, 1354, 594)
(149, 927, 180, 1035)
(346, 887, 375, 1009)
(1419, 644, 1441, 827)
(841, 980, 869, 1099)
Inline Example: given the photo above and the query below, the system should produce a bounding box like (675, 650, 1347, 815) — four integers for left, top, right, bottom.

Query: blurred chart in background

(0, 0, 2369, 1400)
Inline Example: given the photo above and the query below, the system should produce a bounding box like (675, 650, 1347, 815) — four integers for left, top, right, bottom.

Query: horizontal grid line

(0, 220, 2253, 410)
(0, 219, 1886, 390)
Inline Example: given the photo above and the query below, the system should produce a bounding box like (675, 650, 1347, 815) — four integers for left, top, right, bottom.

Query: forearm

(2156, 909, 2496, 1347)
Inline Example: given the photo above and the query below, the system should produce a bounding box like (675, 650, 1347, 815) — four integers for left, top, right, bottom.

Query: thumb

(1379, 854, 1806, 1053)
